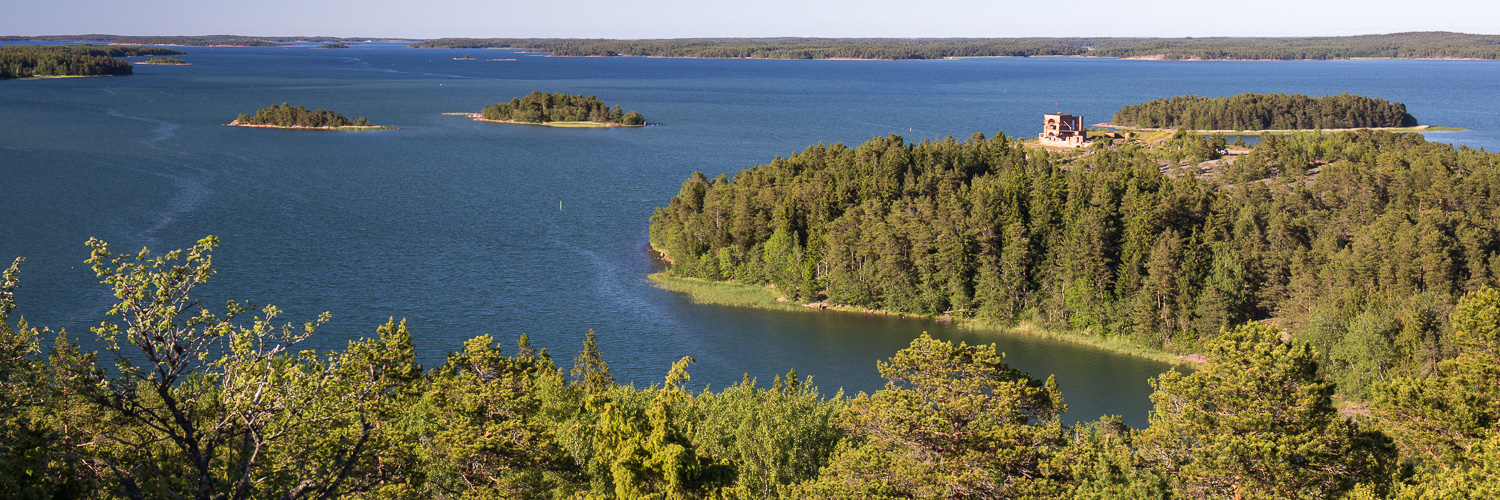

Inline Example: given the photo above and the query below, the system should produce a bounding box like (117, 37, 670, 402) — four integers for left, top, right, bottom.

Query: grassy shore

(648, 272, 1188, 365)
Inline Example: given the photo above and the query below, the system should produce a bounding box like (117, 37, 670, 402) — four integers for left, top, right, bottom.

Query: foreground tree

(0, 259, 92, 497)
(803, 333, 1070, 498)
(58, 237, 380, 499)
(1375, 286, 1500, 496)
(1140, 323, 1396, 499)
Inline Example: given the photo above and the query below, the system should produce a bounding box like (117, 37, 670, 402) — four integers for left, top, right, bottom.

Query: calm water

(5, 43, 1500, 426)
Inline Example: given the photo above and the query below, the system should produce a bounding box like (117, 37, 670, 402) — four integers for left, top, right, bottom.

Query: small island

(315, 43, 352, 49)
(469, 91, 646, 127)
(227, 103, 394, 131)
(136, 57, 188, 65)
(1102, 92, 1462, 133)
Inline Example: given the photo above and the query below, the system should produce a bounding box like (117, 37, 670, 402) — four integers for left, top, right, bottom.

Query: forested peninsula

(1110, 93, 1420, 130)
(229, 103, 391, 130)
(475, 91, 645, 127)
(4, 233, 1500, 497)
(0, 44, 183, 79)
(650, 129, 1500, 403)
(2, 35, 420, 46)
(411, 31, 1500, 60)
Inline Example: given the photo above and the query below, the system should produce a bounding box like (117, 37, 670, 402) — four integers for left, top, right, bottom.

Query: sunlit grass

(648, 272, 1189, 365)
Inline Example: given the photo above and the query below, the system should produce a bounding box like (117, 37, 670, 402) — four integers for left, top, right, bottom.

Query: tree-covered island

(0, 44, 184, 79)
(135, 56, 187, 65)
(471, 91, 646, 127)
(228, 103, 393, 130)
(1108, 92, 1425, 131)
(315, 42, 352, 49)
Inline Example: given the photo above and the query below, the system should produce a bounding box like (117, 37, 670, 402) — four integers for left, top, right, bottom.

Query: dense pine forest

(650, 130, 1500, 401)
(1, 35, 401, 45)
(3, 36, 285, 47)
(0, 44, 182, 79)
(410, 32, 1500, 60)
(233, 103, 378, 129)
(1111, 93, 1419, 130)
(480, 92, 646, 125)
(3, 236, 1499, 498)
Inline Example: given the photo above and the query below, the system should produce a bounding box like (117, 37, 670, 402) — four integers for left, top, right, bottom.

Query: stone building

(1038, 113, 1089, 147)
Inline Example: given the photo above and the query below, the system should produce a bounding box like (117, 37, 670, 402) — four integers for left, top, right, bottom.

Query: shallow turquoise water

(5, 43, 1499, 425)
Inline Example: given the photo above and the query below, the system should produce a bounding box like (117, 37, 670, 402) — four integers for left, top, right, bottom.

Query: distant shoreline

(1093, 123, 1466, 135)
(407, 47, 1500, 63)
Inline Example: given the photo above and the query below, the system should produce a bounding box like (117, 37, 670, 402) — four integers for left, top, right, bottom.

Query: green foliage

(804, 333, 1070, 498)
(7, 36, 287, 46)
(54, 237, 383, 499)
(9, 237, 1500, 497)
(651, 129, 1500, 390)
(0, 44, 182, 79)
(1140, 323, 1396, 499)
(480, 91, 647, 125)
(233, 103, 375, 128)
(692, 371, 846, 498)
(572, 329, 616, 393)
(1112, 93, 1418, 130)
(0, 258, 90, 498)
(1374, 286, 1500, 489)
(140, 57, 187, 64)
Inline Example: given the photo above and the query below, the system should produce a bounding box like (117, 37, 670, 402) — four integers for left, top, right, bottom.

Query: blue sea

(4, 42, 1498, 425)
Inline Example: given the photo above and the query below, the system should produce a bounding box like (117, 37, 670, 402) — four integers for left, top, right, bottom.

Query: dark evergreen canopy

(1112, 93, 1419, 130)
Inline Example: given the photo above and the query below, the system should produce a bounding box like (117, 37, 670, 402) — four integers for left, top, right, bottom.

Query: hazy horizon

(6, 0, 1499, 40)
(7, 31, 1500, 41)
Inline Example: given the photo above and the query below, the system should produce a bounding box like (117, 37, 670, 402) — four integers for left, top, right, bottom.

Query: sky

(4, 0, 1500, 39)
